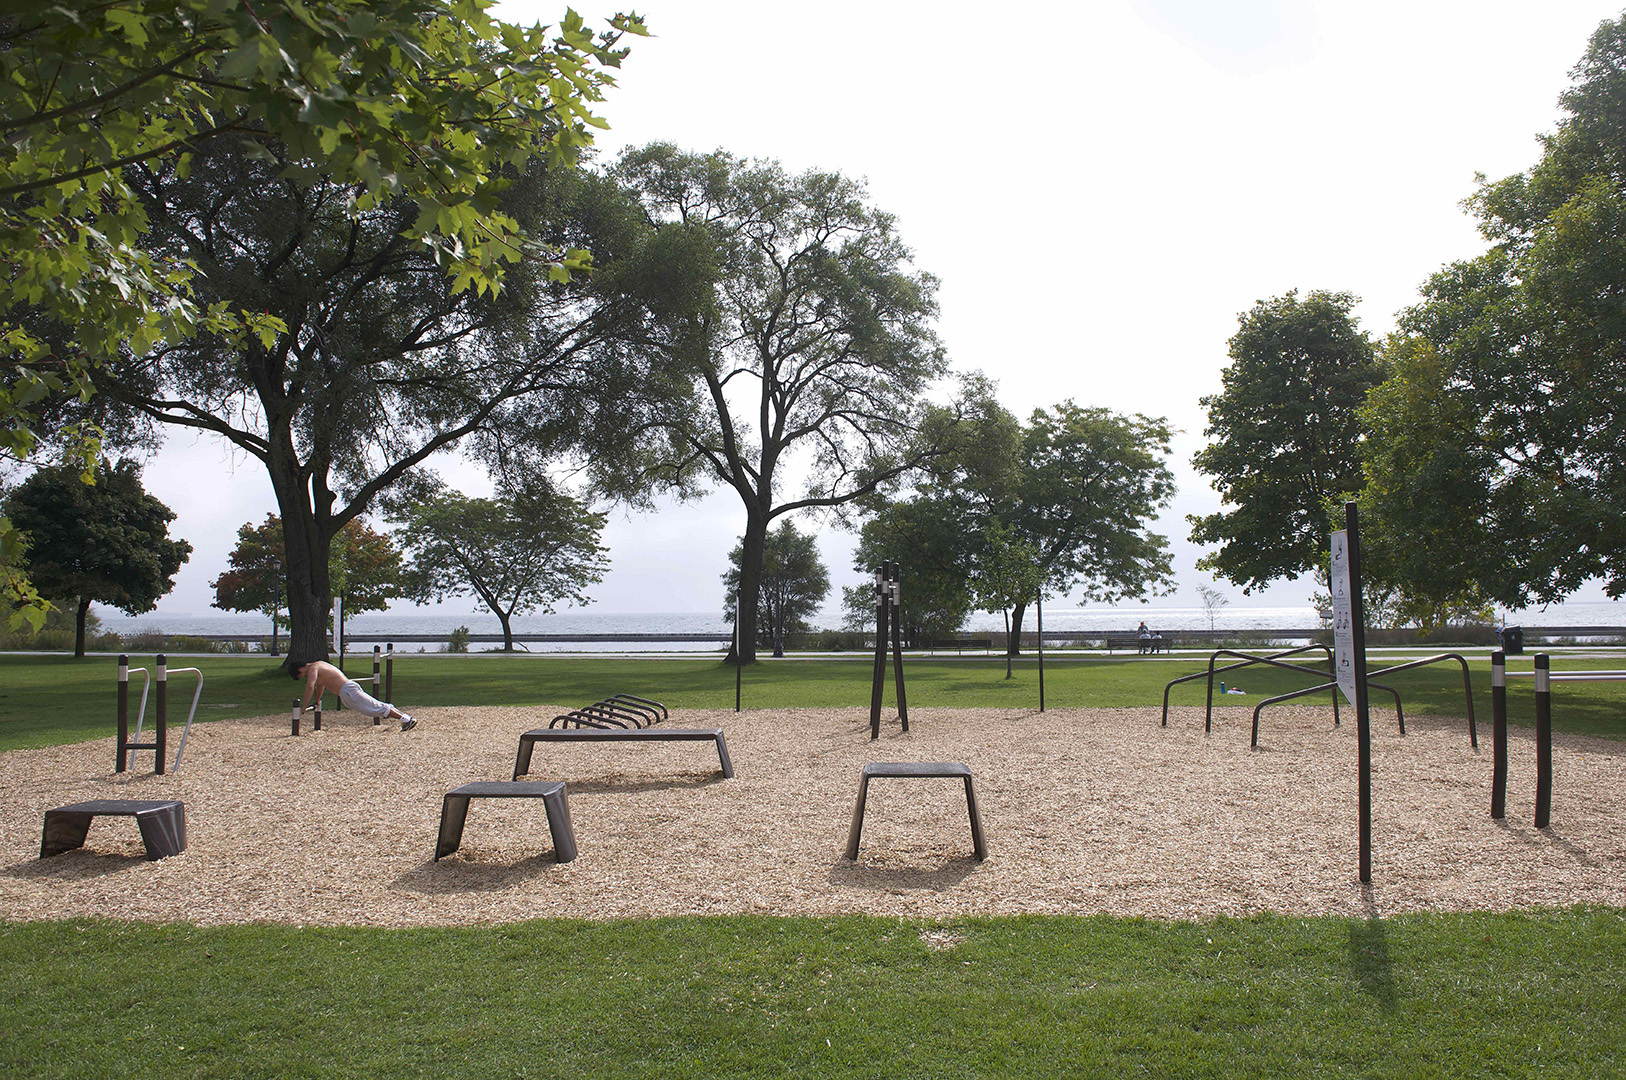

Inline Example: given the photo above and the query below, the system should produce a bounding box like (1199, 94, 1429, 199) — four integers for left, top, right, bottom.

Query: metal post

(1535, 652, 1552, 828)
(734, 589, 742, 713)
(116, 655, 130, 772)
(1343, 502, 1373, 884)
(372, 646, 382, 725)
(1037, 593, 1046, 713)
(1490, 650, 1507, 819)
(291, 699, 302, 737)
(889, 563, 908, 732)
(155, 654, 168, 776)
(869, 565, 887, 740)
(385, 642, 394, 703)
(271, 558, 281, 657)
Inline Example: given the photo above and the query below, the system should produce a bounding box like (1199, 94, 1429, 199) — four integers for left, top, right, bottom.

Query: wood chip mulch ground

(2, 706, 1621, 926)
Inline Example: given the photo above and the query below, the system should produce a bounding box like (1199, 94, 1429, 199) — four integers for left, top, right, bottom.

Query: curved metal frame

(1249, 652, 1477, 750)
(1161, 645, 1339, 731)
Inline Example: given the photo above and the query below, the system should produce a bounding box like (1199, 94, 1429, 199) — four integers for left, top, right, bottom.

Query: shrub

(446, 626, 471, 653)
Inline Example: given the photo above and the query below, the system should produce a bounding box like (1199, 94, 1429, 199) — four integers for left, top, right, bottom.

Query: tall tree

(850, 393, 1176, 656)
(388, 480, 609, 651)
(1364, 13, 1626, 604)
(212, 515, 288, 647)
(1, 5, 643, 629)
(612, 144, 948, 663)
(1188, 290, 1383, 594)
(94, 141, 681, 663)
(722, 522, 830, 657)
(4, 460, 190, 656)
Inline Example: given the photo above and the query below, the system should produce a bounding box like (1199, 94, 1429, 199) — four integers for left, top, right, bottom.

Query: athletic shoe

(399, 714, 417, 732)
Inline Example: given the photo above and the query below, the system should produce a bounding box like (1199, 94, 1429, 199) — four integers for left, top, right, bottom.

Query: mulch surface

(2, 706, 1622, 926)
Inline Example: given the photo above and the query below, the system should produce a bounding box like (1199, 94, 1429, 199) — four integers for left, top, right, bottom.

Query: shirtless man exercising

(290, 656, 417, 731)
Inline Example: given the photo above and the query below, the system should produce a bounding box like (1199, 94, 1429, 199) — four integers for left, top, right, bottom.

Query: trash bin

(1499, 626, 1524, 655)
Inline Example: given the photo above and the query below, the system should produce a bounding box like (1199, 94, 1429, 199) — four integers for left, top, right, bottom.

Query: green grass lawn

(3, 652, 1622, 1077)
(2, 649, 1622, 752)
(1, 910, 1621, 1079)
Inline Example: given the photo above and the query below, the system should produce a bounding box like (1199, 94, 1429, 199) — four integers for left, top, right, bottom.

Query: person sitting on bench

(1136, 622, 1151, 655)
(289, 655, 417, 731)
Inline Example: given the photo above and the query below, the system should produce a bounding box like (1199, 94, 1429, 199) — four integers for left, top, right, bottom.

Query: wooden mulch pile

(2, 706, 1621, 926)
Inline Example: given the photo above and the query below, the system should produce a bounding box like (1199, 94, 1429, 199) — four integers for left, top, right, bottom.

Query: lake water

(92, 600, 1626, 652)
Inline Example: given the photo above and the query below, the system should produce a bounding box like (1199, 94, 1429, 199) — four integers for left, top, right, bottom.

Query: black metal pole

(1535, 652, 1552, 828)
(734, 589, 742, 714)
(1491, 650, 1507, 820)
(385, 642, 394, 703)
(1345, 502, 1373, 884)
(889, 564, 908, 732)
(1037, 592, 1046, 713)
(271, 560, 281, 657)
(372, 646, 382, 725)
(869, 565, 887, 740)
(155, 653, 168, 776)
(116, 654, 129, 772)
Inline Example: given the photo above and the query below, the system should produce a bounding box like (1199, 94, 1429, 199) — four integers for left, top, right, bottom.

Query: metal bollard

(1491, 650, 1507, 820)
(117, 655, 130, 772)
(155, 654, 168, 776)
(1534, 652, 1552, 828)
(385, 643, 394, 703)
(291, 699, 302, 737)
(372, 645, 382, 725)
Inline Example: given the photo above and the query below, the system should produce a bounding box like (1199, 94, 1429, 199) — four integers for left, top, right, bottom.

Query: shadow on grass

(1350, 886, 1399, 1015)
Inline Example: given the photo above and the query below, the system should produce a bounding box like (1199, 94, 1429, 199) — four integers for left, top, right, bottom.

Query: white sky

(133, 0, 1625, 619)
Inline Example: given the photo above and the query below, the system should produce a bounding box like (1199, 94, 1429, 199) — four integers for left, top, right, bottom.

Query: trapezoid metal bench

(41, 799, 187, 861)
(845, 762, 987, 862)
(513, 727, 734, 780)
(434, 781, 577, 863)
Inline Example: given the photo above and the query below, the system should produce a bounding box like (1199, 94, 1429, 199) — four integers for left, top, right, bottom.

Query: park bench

(1104, 633, 1172, 655)
(41, 799, 187, 861)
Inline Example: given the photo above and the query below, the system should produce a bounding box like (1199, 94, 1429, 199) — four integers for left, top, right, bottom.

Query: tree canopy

(1188, 290, 1383, 594)
(1, 1, 644, 626)
(611, 143, 949, 662)
(93, 139, 680, 662)
(388, 479, 609, 651)
(4, 459, 190, 655)
(851, 390, 1176, 656)
(1363, 13, 1626, 605)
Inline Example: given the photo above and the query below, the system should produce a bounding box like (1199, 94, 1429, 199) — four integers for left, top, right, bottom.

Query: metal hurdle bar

(115, 654, 205, 774)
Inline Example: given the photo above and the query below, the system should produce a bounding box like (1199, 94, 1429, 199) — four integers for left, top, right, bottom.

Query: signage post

(1331, 501, 1373, 883)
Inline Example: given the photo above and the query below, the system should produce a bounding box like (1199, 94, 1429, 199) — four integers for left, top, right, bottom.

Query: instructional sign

(1330, 529, 1356, 705)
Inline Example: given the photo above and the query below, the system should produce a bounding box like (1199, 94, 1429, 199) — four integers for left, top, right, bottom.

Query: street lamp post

(271, 558, 282, 657)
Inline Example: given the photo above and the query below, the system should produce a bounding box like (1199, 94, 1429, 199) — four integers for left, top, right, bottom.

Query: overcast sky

(132, 0, 1626, 619)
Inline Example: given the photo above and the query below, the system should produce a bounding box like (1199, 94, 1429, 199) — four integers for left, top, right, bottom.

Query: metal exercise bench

(434, 781, 577, 862)
(514, 694, 734, 779)
(845, 762, 987, 861)
(41, 799, 187, 861)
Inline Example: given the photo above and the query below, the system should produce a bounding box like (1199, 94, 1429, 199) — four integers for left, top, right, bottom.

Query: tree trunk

(267, 446, 336, 666)
(74, 596, 91, 658)
(734, 510, 769, 665)
(499, 613, 514, 651)
(1006, 602, 1028, 658)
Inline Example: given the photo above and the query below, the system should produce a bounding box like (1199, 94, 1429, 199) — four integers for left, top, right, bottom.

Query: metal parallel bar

(1197, 649, 1342, 734)
(1250, 680, 1405, 749)
(1363, 653, 1477, 749)
(1160, 645, 1335, 728)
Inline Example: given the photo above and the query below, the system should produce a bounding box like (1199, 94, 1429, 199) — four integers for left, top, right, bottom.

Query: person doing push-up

(289, 656, 417, 731)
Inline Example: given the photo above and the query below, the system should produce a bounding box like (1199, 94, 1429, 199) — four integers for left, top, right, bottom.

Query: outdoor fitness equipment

(1494, 651, 1620, 827)
(1160, 645, 1341, 731)
(115, 654, 204, 774)
(549, 694, 670, 729)
(868, 561, 908, 740)
(291, 644, 395, 734)
(1246, 651, 1478, 751)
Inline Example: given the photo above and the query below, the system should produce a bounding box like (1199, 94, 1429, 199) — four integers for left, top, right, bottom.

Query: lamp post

(271, 558, 282, 657)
